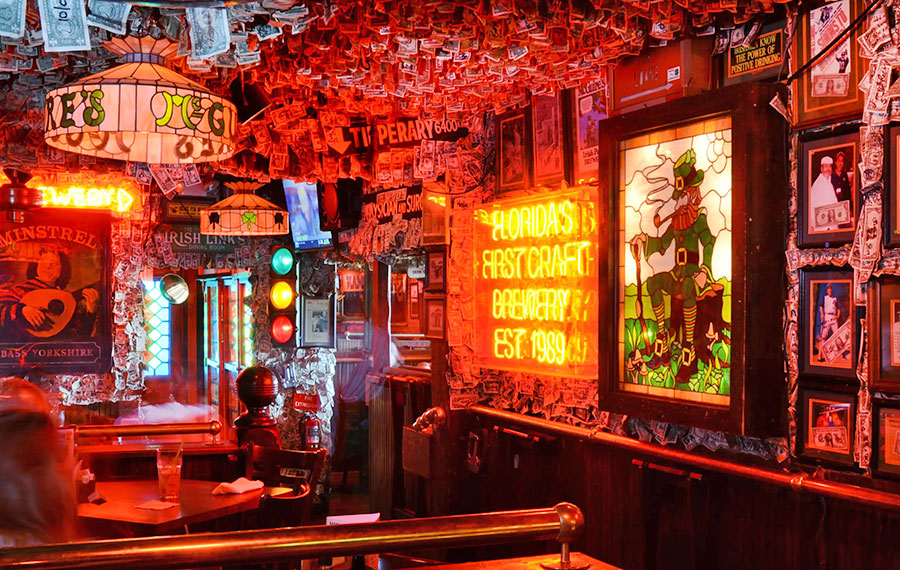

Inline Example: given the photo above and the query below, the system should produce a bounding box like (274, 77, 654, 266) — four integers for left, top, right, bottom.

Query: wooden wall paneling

(369, 261, 392, 518)
(367, 372, 392, 519)
(81, 450, 238, 482)
(444, 423, 900, 570)
(372, 261, 390, 371)
(429, 338, 455, 516)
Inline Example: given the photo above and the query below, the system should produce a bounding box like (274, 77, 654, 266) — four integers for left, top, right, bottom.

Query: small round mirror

(160, 273, 189, 304)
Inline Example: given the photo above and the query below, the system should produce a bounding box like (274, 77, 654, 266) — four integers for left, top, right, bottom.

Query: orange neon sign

(473, 187, 600, 378)
(38, 185, 135, 212)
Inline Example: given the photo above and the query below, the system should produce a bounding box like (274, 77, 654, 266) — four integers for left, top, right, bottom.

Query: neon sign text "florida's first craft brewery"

(473, 188, 600, 378)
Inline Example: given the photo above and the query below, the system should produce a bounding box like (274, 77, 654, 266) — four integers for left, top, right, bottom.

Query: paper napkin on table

(212, 477, 265, 495)
(136, 500, 179, 510)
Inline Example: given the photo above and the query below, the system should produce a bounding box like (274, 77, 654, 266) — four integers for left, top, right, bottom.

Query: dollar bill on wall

(813, 201, 851, 230)
(809, 0, 852, 97)
(87, 0, 131, 35)
(38, 0, 91, 52)
(186, 6, 230, 60)
(0, 0, 27, 39)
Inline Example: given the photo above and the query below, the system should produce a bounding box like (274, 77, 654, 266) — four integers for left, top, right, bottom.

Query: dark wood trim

(597, 82, 787, 436)
(468, 405, 900, 511)
(885, 124, 900, 247)
(868, 277, 900, 392)
(429, 338, 452, 516)
(871, 398, 900, 480)
(373, 261, 391, 372)
(561, 89, 575, 186)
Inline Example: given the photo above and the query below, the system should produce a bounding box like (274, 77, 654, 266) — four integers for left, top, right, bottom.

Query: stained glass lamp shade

(44, 36, 237, 164)
(200, 181, 289, 236)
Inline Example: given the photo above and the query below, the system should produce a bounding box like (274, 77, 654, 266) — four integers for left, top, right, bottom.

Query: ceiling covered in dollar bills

(0, 0, 785, 181)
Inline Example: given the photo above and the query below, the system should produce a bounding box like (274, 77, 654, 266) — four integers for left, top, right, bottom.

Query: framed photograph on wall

(300, 295, 336, 348)
(873, 400, 900, 478)
(800, 268, 857, 380)
(0, 209, 112, 374)
(791, 0, 868, 128)
(424, 294, 445, 339)
(571, 79, 606, 182)
(422, 183, 450, 246)
(426, 249, 446, 292)
(531, 93, 565, 186)
(597, 83, 787, 436)
(799, 269, 859, 379)
(798, 130, 859, 247)
(883, 125, 900, 246)
(798, 387, 855, 466)
(496, 109, 531, 193)
(337, 268, 367, 319)
(408, 279, 422, 321)
(390, 272, 408, 327)
(868, 278, 900, 392)
(162, 197, 215, 223)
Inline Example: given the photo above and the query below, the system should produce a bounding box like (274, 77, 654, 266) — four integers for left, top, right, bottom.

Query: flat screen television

(283, 179, 333, 250)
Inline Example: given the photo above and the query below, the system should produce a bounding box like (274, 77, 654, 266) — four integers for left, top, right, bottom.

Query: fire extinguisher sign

(293, 392, 319, 412)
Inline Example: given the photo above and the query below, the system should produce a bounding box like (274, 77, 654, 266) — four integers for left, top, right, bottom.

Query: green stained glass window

(228, 281, 239, 366)
(242, 279, 254, 368)
(143, 279, 171, 377)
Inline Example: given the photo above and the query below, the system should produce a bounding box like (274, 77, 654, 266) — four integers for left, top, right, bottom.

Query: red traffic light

(270, 315, 295, 344)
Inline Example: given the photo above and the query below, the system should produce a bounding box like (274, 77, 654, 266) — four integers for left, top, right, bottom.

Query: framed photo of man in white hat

(798, 130, 859, 247)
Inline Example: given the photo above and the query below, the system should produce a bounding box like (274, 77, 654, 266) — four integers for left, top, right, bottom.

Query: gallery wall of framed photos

(785, 0, 900, 479)
(429, 2, 900, 504)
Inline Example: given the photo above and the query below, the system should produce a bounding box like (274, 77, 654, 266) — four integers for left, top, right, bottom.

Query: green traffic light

(271, 247, 294, 275)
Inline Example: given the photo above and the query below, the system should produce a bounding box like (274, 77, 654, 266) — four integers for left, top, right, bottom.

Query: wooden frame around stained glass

(597, 83, 786, 436)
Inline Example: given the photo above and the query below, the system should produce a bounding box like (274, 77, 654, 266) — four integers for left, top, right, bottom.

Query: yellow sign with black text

(727, 30, 783, 78)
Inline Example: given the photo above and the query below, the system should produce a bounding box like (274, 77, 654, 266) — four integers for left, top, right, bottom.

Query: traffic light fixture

(269, 246, 298, 347)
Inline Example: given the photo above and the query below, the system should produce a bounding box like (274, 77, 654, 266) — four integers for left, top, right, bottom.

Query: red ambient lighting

(270, 315, 295, 344)
(472, 187, 600, 378)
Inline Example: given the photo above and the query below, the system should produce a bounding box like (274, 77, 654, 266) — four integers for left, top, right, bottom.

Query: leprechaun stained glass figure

(629, 148, 727, 384)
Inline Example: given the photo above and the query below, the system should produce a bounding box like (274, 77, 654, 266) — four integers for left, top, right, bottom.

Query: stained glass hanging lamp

(44, 36, 237, 164)
(200, 181, 289, 236)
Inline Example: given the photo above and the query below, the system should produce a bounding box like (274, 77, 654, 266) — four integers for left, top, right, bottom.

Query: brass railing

(471, 404, 900, 512)
(70, 420, 222, 439)
(0, 503, 585, 570)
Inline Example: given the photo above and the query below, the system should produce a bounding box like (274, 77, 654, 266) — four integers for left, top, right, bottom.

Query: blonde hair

(0, 378, 74, 545)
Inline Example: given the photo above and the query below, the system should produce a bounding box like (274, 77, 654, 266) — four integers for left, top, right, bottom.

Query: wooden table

(78, 479, 289, 538)
(414, 553, 619, 570)
(300, 553, 619, 570)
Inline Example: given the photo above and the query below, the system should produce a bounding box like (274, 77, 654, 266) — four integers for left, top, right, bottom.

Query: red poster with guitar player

(0, 209, 111, 374)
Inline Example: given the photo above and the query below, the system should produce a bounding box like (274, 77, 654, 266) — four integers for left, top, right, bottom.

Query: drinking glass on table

(156, 444, 183, 501)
